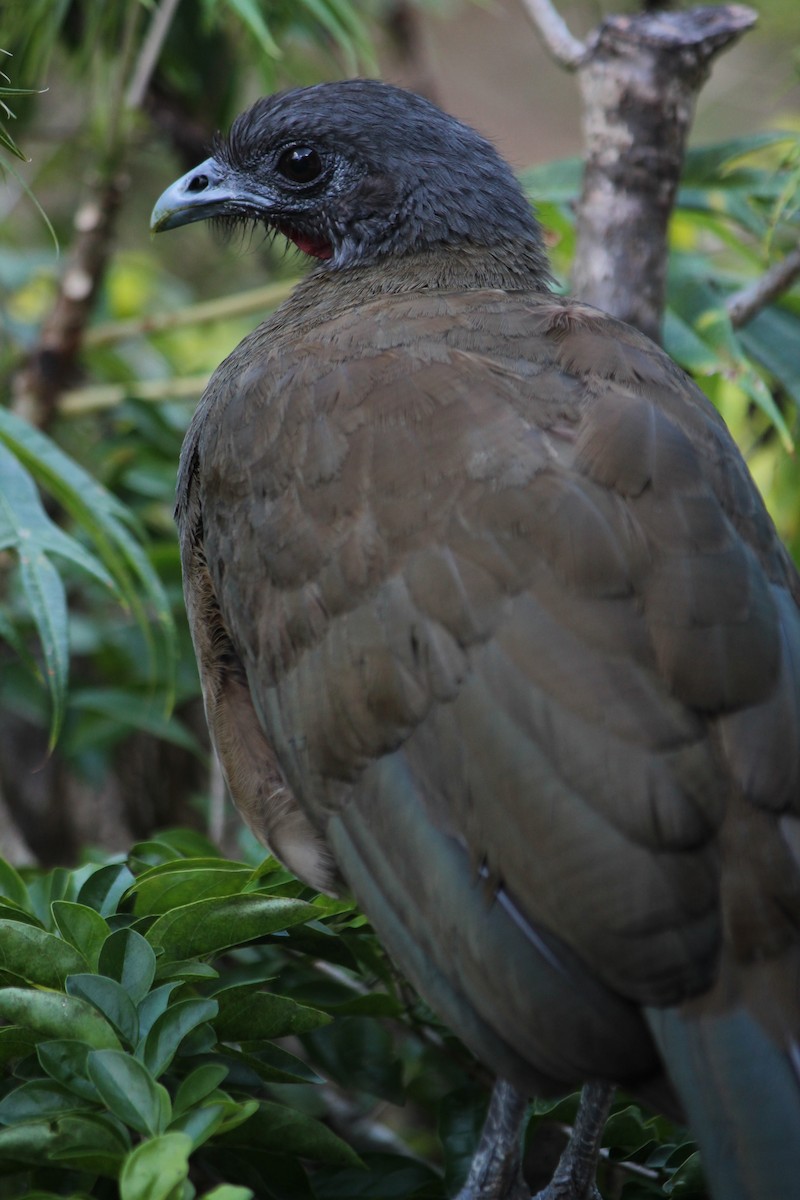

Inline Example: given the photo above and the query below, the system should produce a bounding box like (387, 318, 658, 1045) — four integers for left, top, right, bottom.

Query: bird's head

(151, 79, 549, 277)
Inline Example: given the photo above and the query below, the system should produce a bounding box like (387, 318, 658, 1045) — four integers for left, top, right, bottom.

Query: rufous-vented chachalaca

(152, 80, 800, 1200)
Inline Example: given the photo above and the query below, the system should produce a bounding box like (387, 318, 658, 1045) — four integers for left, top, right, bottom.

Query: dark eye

(276, 146, 323, 185)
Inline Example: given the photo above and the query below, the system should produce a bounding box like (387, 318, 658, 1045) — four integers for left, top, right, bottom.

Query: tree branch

(570, 3, 757, 342)
(519, 0, 587, 69)
(126, 0, 184, 111)
(727, 244, 800, 328)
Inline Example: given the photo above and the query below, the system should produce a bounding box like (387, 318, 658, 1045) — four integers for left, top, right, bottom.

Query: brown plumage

(152, 81, 800, 1199)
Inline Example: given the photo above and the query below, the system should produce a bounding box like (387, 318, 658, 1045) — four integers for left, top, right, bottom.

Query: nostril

(186, 173, 210, 194)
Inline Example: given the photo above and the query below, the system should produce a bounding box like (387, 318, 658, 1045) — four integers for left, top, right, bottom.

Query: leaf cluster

(0, 831, 709, 1199)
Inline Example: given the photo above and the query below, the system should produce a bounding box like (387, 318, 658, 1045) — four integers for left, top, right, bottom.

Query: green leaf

(0, 1114, 127, 1173)
(70, 689, 205, 757)
(0, 1079, 91, 1125)
(0, 899, 43, 928)
(0, 408, 176, 710)
(168, 1101, 227, 1149)
(98, 927, 156, 1003)
(222, 1102, 361, 1167)
(173, 1063, 229, 1116)
(665, 1149, 708, 1196)
(130, 861, 253, 916)
(214, 983, 330, 1042)
(0, 987, 121, 1048)
(739, 306, 800, 409)
(439, 1086, 488, 1195)
(77, 862, 136, 916)
(51, 901, 109, 968)
(0, 1025, 40, 1066)
(219, 1041, 323, 1086)
(306, 1016, 405, 1103)
(220, 0, 281, 57)
(310, 1153, 440, 1200)
(88, 1048, 171, 1136)
(66, 974, 139, 1046)
(37, 1039, 100, 1101)
(146, 894, 323, 961)
(18, 550, 68, 748)
(0, 920, 86, 986)
(0, 440, 117, 743)
(142, 997, 219, 1078)
(200, 1188, 253, 1200)
(0, 858, 29, 908)
(119, 1131, 192, 1200)
(137, 982, 183, 1042)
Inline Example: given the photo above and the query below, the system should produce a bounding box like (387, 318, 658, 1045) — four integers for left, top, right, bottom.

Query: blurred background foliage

(0, 0, 799, 1196)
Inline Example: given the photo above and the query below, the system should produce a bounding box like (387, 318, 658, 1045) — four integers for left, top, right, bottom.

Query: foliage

(0, 834, 705, 1199)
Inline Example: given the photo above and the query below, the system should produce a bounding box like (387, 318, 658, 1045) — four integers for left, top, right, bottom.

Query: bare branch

(519, 0, 586, 70)
(84, 279, 298, 348)
(727, 245, 800, 329)
(126, 0, 183, 111)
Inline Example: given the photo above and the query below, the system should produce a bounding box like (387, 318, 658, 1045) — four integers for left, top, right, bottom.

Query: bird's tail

(645, 956, 800, 1200)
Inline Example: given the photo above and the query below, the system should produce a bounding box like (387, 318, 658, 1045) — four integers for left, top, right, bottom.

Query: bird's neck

(285, 239, 553, 320)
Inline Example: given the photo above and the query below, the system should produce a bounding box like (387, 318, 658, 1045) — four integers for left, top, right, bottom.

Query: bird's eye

(276, 146, 323, 185)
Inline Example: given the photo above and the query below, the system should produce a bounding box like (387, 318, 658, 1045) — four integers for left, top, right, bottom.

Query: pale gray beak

(150, 157, 268, 232)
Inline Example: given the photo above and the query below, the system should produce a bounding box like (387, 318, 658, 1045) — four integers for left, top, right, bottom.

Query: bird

(151, 79, 800, 1200)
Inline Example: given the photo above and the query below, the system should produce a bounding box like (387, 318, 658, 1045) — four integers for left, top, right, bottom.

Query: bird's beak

(150, 157, 267, 232)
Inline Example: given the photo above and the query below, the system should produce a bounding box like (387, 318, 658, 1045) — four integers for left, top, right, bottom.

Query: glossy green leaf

(0, 858, 29, 908)
(200, 1187, 253, 1200)
(77, 862, 136, 916)
(146, 894, 323, 961)
(142, 997, 219, 1078)
(118, 1131, 192, 1200)
(98, 927, 157, 1003)
(0, 987, 120, 1048)
(66, 974, 139, 1046)
(665, 1149, 708, 1196)
(0, 1078, 92, 1125)
(0, 899, 43, 928)
(88, 1049, 171, 1135)
(130, 862, 253, 916)
(51, 901, 109, 967)
(0, 1113, 126, 1172)
(220, 1041, 323, 1085)
(137, 982, 183, 1042)
(173, 1062, 229, 1116)
(222, 1102, 361, 1167)
(0, 920, 86, 987)
(37, 1039, 99, 1101)
(168, 1101, 227, 1149)
(214, 984, 330, 1042)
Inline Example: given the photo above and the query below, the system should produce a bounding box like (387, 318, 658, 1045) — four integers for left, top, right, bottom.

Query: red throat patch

(278, 224, 333, 260)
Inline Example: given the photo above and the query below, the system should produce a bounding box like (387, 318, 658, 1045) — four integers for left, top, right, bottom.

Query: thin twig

(58, 372, 209, 415)
(519, 0, 587, 69)
(727, 245, 800, 328)
(126, 0, 184, 111)
(84, 279, 298, 348)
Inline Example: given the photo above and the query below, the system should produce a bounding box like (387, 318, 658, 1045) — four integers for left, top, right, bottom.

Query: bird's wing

(181, 287, 800, 1085)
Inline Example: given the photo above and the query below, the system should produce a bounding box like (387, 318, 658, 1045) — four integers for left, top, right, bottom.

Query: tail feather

(646, 1001, 800, 1200)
